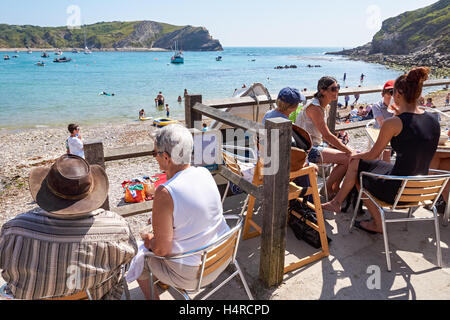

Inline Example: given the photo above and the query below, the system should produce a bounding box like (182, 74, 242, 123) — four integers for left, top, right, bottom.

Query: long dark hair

(394, 67, 429, 104)
(314, 76, 337, 99)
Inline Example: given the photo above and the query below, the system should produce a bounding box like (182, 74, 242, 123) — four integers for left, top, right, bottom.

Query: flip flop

(354, 220, 378, 235)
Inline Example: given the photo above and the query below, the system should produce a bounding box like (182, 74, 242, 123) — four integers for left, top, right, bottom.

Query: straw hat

(29, 154, 109, 219)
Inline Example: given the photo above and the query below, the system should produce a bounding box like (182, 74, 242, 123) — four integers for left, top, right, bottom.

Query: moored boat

(170, 41, 184, 64)
(36, 61, 46, 66)
(216, 56, 222, 61)
(41, 52, 49, 58)
(53, 57, 72, 63)
(3, 55, 10, 60)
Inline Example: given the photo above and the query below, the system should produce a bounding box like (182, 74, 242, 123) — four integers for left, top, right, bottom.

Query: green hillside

(0, 21, 185, 49)
(371, 0, 449, 54)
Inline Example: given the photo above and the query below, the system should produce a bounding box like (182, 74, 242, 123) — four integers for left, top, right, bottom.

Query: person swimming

(99, 91, 115, 96)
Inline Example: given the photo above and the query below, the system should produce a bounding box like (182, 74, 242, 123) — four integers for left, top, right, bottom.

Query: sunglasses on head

(328, 84, 340, 92)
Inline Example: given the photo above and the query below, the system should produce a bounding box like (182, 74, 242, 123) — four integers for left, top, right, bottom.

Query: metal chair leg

(404, 207, 414, 231)
(349, 189, 363, 232)
(380, 210, 391, 271)
(433, 207, 442, 268)
(234, 261, 254, 300)
(443, 199, 449, 227)
(321, 165, 329, 202)
(149, 271, 155, 300)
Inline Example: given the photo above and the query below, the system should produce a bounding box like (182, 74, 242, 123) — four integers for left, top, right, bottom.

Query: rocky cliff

(327, 0, 449, 73)
(0, 20, 223, 51)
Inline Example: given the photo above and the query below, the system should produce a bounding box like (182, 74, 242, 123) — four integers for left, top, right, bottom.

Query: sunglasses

(385, 89, 394, 95)
(328, 84, 340, 92)
(151, 150, 169, 157)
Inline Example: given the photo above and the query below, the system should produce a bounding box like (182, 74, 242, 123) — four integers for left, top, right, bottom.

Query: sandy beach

(0, 90, 448, 239)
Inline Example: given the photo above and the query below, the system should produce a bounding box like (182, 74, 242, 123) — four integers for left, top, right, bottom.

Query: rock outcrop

(153, 26, 223, 51)
(326, 0, 449, 72)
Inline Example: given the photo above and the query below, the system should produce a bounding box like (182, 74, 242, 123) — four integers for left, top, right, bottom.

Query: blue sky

(0, 0, 439, 47)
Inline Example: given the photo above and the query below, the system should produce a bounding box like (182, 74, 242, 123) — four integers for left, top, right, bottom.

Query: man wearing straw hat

(0, 154, 137, 300)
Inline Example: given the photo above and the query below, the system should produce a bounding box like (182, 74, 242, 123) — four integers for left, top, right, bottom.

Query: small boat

(53, 57, 72, 63)
(27, 50, 32, 54)
(84, 46, 92, 54)
(170, 41, 184, 64)
(41, 52, 49, 58)
(72, 49, 79, 53)
(216, 56, 222, 61)
(139, 117, 153, 122)
(55, 50, 63, 56)
(14, 50, 19, 53)
(12, 55, 19, 58)
(152, 117, 178, 128)
(36, 62, 45, 66)
(3, 55, 10, 60)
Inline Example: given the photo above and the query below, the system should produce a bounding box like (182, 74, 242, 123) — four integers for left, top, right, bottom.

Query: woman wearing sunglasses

(295, 76, 355, 198)
(322, 67, 440, 234)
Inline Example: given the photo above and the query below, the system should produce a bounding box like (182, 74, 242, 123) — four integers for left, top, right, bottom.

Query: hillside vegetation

(0, 20, 223, 51)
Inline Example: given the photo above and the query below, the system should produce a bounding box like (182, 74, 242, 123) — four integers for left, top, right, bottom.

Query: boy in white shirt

(66, 123, 85, 159)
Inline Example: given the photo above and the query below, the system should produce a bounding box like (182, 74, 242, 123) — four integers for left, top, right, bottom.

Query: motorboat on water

(72, 49, 79, 53)
(41, 52, 49, 58)
(84, 46, 92, 54)
(170, 41, 184, 64)
(53, 57, 72, 63)
(36, 61, 46, 66)
(216, 56, 222, 61)
(27, 50, 32, 54)
(3, 55, 10, 60)
(209, 83, 274, 131)
(55, 50, 63, 56)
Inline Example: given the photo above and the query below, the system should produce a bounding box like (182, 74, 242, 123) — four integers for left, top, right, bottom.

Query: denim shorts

(308, 143, 328, 164)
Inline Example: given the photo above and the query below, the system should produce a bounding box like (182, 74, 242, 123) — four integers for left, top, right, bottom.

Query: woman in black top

(322, 67, 440, 234)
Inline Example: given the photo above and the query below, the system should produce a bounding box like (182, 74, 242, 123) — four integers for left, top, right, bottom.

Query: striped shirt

(0, 208, 137, 300)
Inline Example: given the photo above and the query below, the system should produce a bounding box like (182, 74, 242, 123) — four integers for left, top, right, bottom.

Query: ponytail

(394, 67, 429, 104)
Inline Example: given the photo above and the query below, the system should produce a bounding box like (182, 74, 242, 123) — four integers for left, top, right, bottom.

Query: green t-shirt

(289, 104, 304, 123)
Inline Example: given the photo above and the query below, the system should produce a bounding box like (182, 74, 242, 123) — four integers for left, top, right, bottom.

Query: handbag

(288, 194, 332, 249)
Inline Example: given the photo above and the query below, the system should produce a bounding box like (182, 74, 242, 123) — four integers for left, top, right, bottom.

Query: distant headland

(326, 0, 449, 78)
(0, 20, 223, 51)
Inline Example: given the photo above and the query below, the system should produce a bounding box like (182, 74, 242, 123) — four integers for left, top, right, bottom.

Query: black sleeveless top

(358, 112, 440, 204)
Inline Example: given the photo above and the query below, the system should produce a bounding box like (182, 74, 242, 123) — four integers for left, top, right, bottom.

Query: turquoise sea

(0, 47, 427, 130)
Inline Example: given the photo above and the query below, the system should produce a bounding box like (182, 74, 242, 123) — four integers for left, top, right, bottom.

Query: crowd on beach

(1, 66, 449, 301)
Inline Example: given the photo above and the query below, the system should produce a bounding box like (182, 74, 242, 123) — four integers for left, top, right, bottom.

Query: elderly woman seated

(137, 124, 230, 300)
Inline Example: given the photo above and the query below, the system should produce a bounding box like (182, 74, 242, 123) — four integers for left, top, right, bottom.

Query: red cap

(383, 80, 395, 90)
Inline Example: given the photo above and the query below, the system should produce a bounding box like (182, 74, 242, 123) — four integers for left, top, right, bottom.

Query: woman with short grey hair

(154, 124, 194, 165)
(137, 124, 230, 300)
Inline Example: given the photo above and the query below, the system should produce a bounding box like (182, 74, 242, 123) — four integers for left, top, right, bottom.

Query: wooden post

(84, 141, 110, 211)
(259, 118, 291, 287)
(327, 100, 338, 135)
(185, 94, 203, 129)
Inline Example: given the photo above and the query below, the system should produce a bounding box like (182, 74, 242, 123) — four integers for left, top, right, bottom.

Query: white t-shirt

(67, 136, 85, 158)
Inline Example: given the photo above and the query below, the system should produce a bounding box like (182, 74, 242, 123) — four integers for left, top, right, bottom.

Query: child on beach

(66, 123, 85, 159)
(165, 104, 170, 117)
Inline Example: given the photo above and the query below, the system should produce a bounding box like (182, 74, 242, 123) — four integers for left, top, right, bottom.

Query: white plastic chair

(144, 214, 254, 300)
(350, 169, 450, 271)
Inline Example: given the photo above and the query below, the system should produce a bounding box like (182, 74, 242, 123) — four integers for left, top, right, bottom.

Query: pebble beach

(0, 90, 448, 239)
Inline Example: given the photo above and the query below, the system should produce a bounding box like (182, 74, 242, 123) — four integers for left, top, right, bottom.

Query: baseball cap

(277, 87, 305, 105)
(383, 80, 395, 90)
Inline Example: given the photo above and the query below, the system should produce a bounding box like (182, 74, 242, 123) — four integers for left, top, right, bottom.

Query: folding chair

(144, 214, 253, 300)
(283, 148, 330, 273)
(350, 169, 450, 271)
(221, 145, 263, 240)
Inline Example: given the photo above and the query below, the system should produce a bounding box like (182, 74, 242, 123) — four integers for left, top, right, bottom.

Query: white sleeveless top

(295, 98, 328, 146)
(162, 166, 230, 266)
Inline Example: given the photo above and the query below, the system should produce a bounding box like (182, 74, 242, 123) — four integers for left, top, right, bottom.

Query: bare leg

(320, 147, 350, 195)
(137, 278, 160, 300)
(322, 158, 360, 213)
(359, 197, 383, 233)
